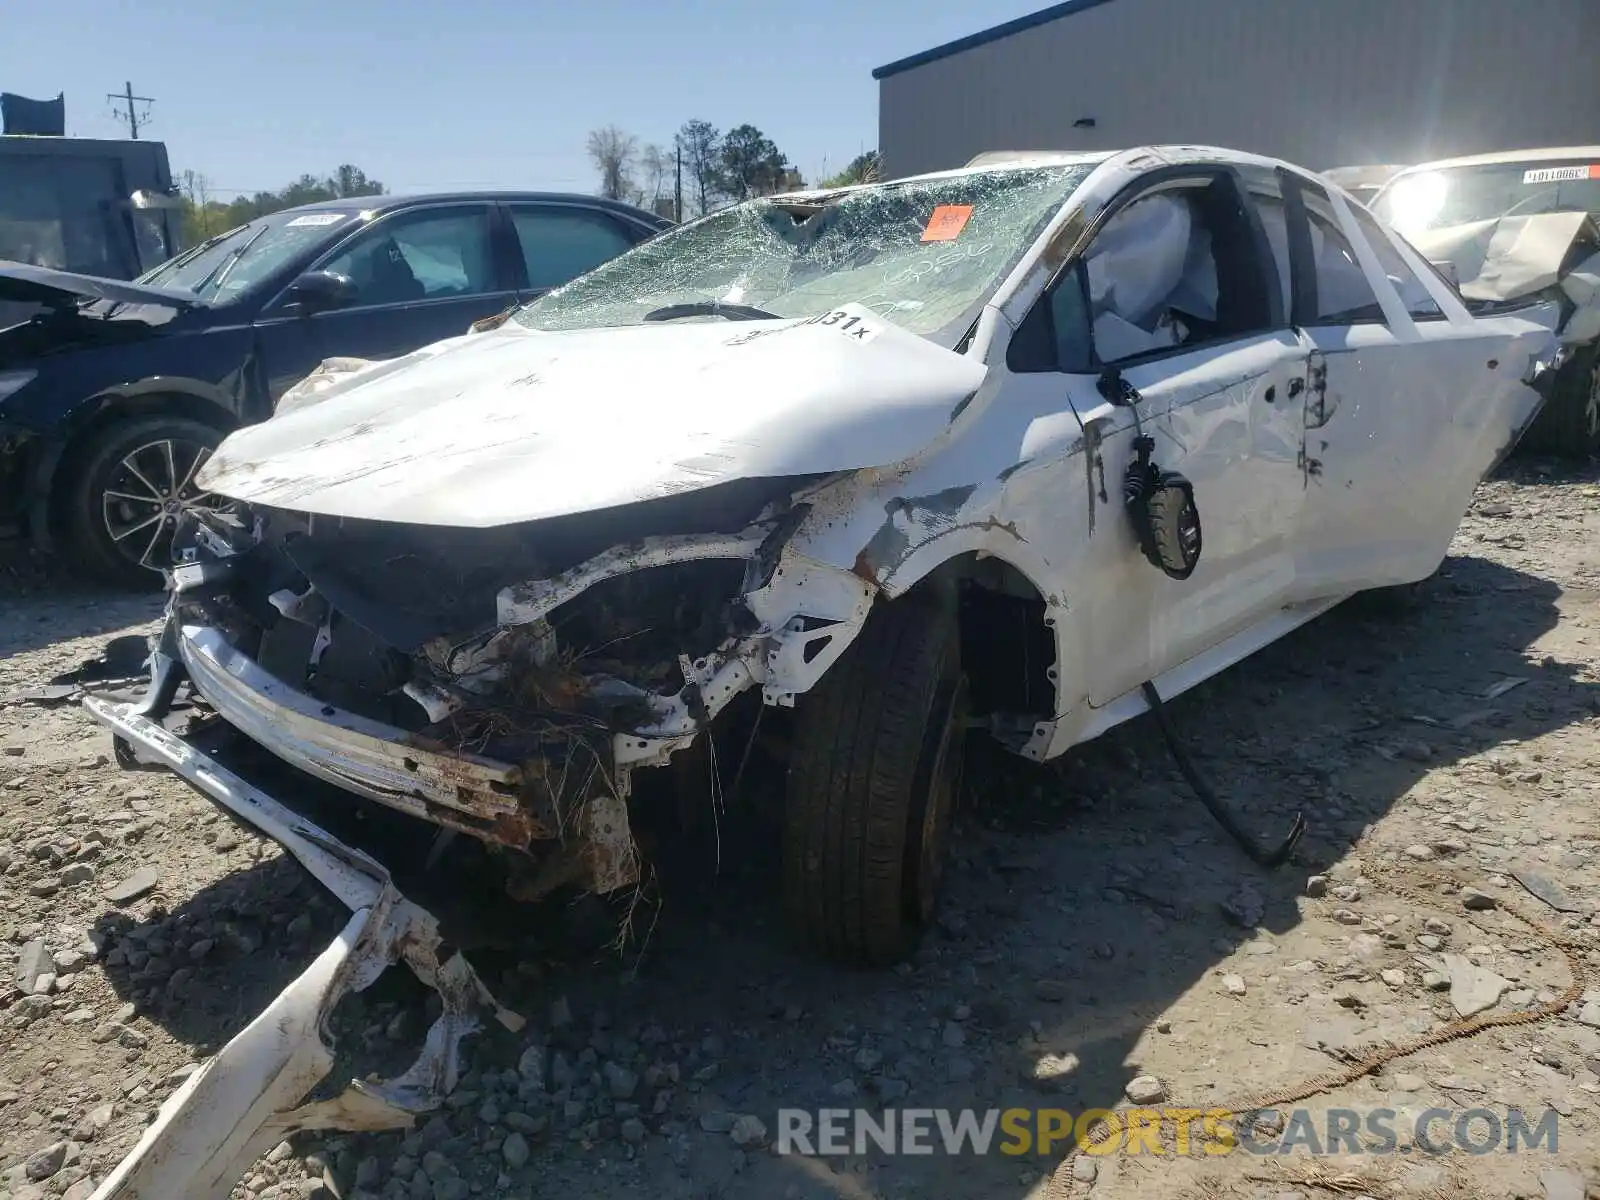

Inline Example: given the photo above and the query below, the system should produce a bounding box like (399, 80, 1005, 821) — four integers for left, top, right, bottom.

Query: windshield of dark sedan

(513, 163, 1095, 344)
(1373, 158, 1600, 239)
(136, 209, 360, 302)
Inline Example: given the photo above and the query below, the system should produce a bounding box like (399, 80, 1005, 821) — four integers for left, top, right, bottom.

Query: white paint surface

(198, 304, 986, 527)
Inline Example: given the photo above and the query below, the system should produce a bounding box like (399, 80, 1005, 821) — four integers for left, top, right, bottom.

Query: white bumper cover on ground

(80, 696, 524, 1200)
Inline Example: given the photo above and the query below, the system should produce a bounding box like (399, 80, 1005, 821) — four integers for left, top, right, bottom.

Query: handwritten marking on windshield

(922, 204, 974, 242)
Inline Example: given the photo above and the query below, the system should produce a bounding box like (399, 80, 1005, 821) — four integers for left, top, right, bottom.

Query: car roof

(273, 191, 669, 224)
(961, 150, 1119, 169)
(1393, 146, 1600, 175)
(763, 146, 1295, 204)
(1323, 164, 1409, 184)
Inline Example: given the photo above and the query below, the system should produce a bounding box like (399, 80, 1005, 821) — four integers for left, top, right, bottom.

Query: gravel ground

(2, 463, 1599, 1200)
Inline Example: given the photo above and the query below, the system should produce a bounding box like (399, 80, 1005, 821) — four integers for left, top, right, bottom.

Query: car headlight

(0, 369, 38, 405)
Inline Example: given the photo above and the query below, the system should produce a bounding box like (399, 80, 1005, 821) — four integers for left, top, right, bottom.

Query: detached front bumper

(153, 614, 639, 894)
(176, 623, 540, 844)
(80, 693, 524, 1200)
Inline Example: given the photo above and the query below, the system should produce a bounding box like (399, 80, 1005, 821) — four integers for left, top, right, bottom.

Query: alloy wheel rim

(101, 438, 224, 572)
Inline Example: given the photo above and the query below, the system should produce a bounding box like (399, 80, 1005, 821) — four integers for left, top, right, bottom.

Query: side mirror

(288, 270, 356, 311)
(1429, 259, 1459, 287)
(1096, 366, 1141, 407)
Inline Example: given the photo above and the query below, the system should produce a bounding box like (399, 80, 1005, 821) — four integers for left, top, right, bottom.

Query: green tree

(676, 119, 721, 216)
(717, 124, 790, 201)
(819, 150, 881, 189)
(330, 164, 384, 198)
(172, 164, 387, 249)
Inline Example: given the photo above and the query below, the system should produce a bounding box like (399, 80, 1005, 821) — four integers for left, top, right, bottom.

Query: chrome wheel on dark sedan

(101, 437, 221, 571)
(64, 414, 229, 588)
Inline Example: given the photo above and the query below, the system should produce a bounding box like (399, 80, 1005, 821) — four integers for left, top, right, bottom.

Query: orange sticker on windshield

(922, 204, 973, 242)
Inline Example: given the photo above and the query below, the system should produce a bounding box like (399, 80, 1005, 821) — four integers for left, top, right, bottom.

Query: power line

(107, 81, 153, 140)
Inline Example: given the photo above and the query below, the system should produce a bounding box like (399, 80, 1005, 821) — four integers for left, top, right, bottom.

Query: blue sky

(1, 0, 1039, 199)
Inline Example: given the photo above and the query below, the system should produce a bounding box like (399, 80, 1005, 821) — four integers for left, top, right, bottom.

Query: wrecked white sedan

(80, 143, 1573, 1197)
(94, 143, 1574, 959)
(1372, 146, 1600, 454)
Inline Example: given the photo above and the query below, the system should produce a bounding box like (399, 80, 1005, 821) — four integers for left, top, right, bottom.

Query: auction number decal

(803, 307, 882, 343)
(1522, 165, 1600, 184)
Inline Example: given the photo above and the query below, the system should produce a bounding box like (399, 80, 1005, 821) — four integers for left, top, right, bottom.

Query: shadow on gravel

(0, 546, 160, 664)
(79, 551, 1598, 1200)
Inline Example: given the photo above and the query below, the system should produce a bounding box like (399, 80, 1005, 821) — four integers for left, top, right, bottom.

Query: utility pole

(108, 81, 153, 139)
(674, 138, 683, 223)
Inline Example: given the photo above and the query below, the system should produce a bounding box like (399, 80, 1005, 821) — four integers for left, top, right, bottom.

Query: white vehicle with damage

(83, 145, 1581, 1199)
(1320, 163, 1409, 207)
(1372, 145, 1600, 454)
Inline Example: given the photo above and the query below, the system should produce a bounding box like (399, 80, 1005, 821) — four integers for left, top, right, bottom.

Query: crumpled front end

(121, 474, 876, 900)
(1409, 210, 1600, 341)
(78, 474, 884, 1196)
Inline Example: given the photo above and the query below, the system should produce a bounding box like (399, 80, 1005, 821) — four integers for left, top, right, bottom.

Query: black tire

(60, 414, 227, 588)
(1144, 476, 1201, 579)
(783, 596, 967, 966)
(1517, 341, 1600, 458)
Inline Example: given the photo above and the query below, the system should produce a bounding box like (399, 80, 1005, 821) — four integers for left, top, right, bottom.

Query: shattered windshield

(1374, 159, 1600, 239)
(137, 210, 359, 302)
(514, 164, 1095, 345)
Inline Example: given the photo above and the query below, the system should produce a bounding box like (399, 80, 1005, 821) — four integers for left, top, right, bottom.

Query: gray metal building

(875, 0, 1600, 178)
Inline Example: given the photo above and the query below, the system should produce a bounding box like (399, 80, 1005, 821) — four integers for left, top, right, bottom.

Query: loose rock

(604, 1062, 638, 1099)
(105, 866, 159, 904)
(16, 938, 51, 993)
(501, 1131, 530, 1168)
(24, 1141, 68, 1181)
(1124, 1075, 1166, 1105)
(729, 1114, 767, 1146)
(1441, 953, 1512, 1018)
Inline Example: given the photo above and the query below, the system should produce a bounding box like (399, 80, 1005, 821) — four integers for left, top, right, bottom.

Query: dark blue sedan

(0, 191, 669, 583)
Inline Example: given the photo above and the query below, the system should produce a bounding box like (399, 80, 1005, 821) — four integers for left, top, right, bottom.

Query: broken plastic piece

(81, 694, 523, 1200)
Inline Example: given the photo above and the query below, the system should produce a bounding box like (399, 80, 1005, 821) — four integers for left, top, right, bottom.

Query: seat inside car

(355, 236, 425, 304)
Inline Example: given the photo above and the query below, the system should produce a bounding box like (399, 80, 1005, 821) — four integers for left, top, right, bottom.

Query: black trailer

(0, 134, 183, 327)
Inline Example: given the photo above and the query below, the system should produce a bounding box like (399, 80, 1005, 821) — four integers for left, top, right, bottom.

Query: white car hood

(1409, 210, 1596, 302)
(198, 305, 988, 527)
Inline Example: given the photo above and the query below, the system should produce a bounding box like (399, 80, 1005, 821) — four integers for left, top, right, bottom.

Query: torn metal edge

(81, 696, 524, 1200)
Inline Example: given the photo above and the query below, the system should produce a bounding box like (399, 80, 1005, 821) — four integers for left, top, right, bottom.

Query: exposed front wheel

(62, 415, 228, 588)
(783, 596, 967, 965)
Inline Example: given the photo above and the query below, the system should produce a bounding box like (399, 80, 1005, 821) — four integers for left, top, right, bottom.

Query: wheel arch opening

(47, 391, 239, 532)
(901, 551, 1059, 745)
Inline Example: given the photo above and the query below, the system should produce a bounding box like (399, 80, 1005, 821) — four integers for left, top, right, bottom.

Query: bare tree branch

(586, 126, 639, 202)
